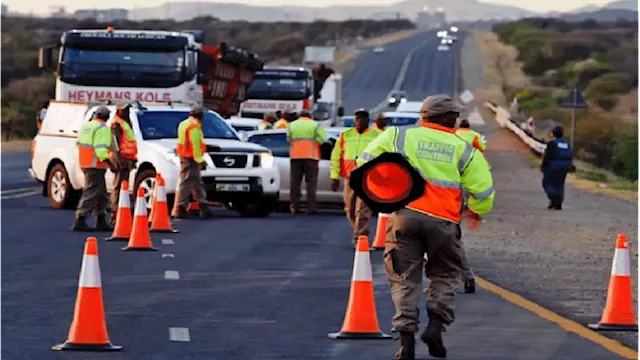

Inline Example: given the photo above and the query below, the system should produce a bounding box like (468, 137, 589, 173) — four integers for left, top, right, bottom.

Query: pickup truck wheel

(47, 163, 80, 209)
(133, 168, 156, 211)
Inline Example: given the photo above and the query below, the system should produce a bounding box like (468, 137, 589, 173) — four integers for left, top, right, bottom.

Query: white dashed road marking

(169, 327, 190, 342)
(162, 239, 174, 245)
(0, 187, 41, 200)
(162, 253, 175, 258)
(165, 270, 180, 280)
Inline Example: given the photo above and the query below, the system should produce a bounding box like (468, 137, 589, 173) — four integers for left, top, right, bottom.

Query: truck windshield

(246, 77, 310, 100)
(137, 111, 239, 140)
(60, 48, 187, 88)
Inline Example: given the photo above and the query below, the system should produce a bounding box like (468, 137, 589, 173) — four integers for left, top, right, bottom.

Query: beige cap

(420, 94, 464, 118)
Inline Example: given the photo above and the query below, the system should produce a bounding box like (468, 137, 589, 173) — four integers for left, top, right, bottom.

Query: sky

(3, 0, 619, 16)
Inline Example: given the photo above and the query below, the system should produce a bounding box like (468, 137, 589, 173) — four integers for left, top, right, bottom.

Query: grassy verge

(1, 139, 32, 153)
(530, 156, 637, 203)
(335, 29, 419, 68)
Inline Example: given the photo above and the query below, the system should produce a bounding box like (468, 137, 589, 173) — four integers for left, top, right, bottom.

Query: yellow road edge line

(475, 276, 638, 360)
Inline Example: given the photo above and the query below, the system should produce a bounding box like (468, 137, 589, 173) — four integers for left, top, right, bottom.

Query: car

(372, 45, 385, 53)
(225, 116, 262, 141)
(437, 30, 448, 38)
(387, 91, 408, 108)
(30, 101, 281, 217)
(342, 111, 420, 127)
(395, 101, 423, 113)
(245, 128, 349, 209)
(438, 45, 450, 51)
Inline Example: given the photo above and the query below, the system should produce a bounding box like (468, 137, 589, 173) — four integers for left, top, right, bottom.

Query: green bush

(585, 73, 632, 99)
(520, 98, 552, 113)
(596, 96, 618, 111)
(612, 123, 638, 181)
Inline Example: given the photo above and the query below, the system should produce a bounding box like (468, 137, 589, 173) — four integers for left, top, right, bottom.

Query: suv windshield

(137, 111, 239, 140)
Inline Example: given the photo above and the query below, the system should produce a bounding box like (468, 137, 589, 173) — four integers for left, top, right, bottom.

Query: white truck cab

(29, 101, 281, 217)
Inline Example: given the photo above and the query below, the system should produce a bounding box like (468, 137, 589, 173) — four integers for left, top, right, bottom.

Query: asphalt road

(1, 149, 36, 191)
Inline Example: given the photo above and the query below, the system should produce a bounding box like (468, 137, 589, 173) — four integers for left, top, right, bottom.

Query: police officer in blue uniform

(541, 126, 574, 210)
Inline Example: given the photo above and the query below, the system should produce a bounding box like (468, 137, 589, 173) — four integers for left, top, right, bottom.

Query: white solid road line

(168, 327, 190, 342)
(164, 270, 180, 280)
(371, 36, 439, 113)
(0, 186, 40, 195)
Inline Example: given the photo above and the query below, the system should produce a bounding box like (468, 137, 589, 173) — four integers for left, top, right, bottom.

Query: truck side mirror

(38, 46, 53, 69)
(337, 106, 344, 117)
(196, 50, 211, 85)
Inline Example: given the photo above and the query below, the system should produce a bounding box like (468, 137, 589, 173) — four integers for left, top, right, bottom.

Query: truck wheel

(238, 198, 277, 218)
(47, 163, 80, 209)
(133, 168, 156, 211)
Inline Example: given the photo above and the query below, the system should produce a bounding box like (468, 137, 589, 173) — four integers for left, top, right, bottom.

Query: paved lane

(1, 149, 36, 191)
(2, 194, 635, 359)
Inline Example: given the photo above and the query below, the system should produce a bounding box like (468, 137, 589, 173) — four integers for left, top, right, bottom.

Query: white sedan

(372, 46, 385, 53)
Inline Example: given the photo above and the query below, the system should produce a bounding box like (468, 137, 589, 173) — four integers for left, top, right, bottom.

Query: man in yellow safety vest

(174, 104, 212, 219)
(109, 103, 138, 224)
(357, 95, 494, 359)
(330, 109, 381, 247)
(374, 112, 388, 131)
(73, 105, 120, 231)
(274, 111, 293, 130)
(456, 118, 486, 152)
(286, 110, 328, 215)
(258, 113, 277, 130)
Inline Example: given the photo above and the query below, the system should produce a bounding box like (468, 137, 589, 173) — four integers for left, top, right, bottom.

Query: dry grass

(363, 29, 418, 46)
(1, 139, 31, 153)
(613, 89, 639, 123)
(473, 31, 530, 106)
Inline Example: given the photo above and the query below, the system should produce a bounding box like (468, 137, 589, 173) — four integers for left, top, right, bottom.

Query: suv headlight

(260, 152, 275, 168)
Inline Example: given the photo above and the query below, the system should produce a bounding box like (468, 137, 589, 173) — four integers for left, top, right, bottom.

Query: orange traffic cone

(52, 237, 122, 351)
(121, 187, 158, 252)
(105, 181, 133, 241)
(150, 174, 179, 233)
(329, 235, 392, 340)
(370, 213, 391, 250)
(588, 233, 638, 331)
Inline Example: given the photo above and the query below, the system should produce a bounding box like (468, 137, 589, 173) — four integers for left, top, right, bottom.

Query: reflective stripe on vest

(258, 121, 273, 130)
(112, 118, 138, 160)
(274, 119, 288, 129)
(394, 124, 476, 223)
(456, 128, 485, 152)
(77, 120, 110, 169)
(176, 117, 207, 160)
(338, 127, 381, 178)
(288, 117, 321, 160)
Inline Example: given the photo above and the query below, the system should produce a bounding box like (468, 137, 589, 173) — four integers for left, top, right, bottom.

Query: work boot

(173, 206, 188, 219)
(95, 215, 113, 231)
(464, 278, 476, 294)
(199, 203, 213, 219)
(394, 332, 415, 360)
(420, 318, 447, 359)
(71, 216, 91, 232)
(547, 201, 554, 209)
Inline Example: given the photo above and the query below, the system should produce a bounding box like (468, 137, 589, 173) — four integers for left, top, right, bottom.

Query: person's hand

(330, 179, 340, 192)
(105, 159, 120, 172)
(462, 209, 481, 229)
(198, 162, 207, 171)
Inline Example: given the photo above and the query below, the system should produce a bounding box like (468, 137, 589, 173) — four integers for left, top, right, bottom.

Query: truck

(38, 26, 264, 117)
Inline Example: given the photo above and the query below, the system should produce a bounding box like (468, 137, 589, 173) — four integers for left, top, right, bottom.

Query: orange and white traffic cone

(588, 233, 638, 331)
(105, 181, 133, 241)
(370, 213, 391, 250)
(121, 187, 158, 252)
(150, 174, 179, 233)
(52, 237, 122, 351)
(329, 235, 392, 340)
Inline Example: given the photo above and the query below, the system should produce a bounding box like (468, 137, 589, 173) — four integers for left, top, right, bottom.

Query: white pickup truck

(29, 101, 281, 217)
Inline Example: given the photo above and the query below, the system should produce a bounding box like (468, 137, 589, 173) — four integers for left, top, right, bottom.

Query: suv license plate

(216, 184, 250, 192)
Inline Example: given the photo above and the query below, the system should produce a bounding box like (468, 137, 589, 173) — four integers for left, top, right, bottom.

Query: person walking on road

(174, 104, 213, 219)
(258, 113, 277, 130)
(330, 109, 381, 247)
(72, 105, 120, 232)
(286, 110, 328, 215)
(541, 126, 574, 210)
(456, 119, 486, 152)
(356, 95, 495, 359)
(374, 113, 388, 131)
(109, 103, 138, 225)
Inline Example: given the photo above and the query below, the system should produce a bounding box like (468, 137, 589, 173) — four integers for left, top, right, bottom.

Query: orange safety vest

(287, 116, 327, 160)
(111, 117, 138, 160)
(176, 117, 207, 160)
(330, 126, 381, 179)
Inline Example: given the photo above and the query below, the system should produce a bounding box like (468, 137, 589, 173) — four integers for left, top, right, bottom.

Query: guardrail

(484, 101, 547, 155)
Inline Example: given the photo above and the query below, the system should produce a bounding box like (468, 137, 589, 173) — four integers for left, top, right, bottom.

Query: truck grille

(210, 154, 247, 168)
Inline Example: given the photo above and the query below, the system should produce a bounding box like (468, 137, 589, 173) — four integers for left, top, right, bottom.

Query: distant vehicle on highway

(388, 90, 408, 108)
(441, 38, 453, 45)
(30, 101, 281, 217)
(437, 30, 448, 38)
(245, 128, 349, 208)
(372, 46, 385, 53)
(225, 117, 261, 141)
(395, 101, 423, 113)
